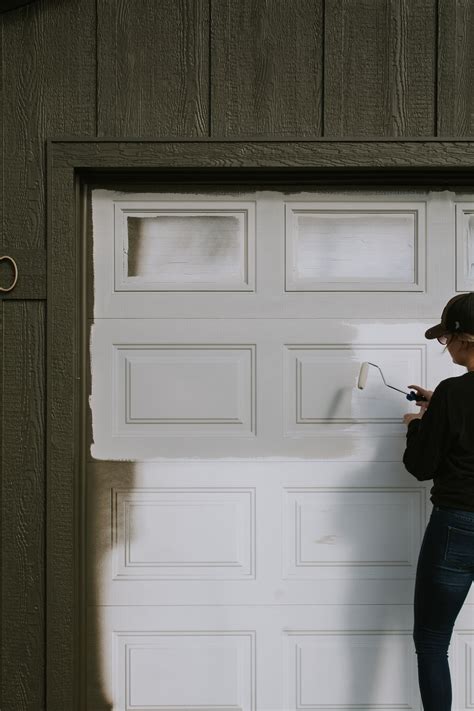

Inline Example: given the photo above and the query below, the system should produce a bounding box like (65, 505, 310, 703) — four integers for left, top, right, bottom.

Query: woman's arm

(402, 381, 451, 481)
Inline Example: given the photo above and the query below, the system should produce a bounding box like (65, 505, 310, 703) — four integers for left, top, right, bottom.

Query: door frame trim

(46, 138, 474, 709)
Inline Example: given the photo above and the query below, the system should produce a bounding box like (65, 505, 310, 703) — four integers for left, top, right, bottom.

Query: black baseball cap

(425, 293, 474, 339)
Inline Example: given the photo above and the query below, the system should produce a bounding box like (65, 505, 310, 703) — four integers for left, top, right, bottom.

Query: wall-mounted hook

(0, 255, 18, 292)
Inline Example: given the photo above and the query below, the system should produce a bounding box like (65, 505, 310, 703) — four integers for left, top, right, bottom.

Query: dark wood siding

(324, 0, 437, 136)
(1, 302, 45, 709)
(210, 0, 324, 136)
(97, 0, 209, 136)
(1, 0, 96, 708)
(438, 0, 474, 135)
(2, 0, 474, 708)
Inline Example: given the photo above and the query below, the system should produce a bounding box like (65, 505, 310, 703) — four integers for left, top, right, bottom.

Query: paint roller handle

(406, 392, 428, 402)
(406, 384, 433, 404)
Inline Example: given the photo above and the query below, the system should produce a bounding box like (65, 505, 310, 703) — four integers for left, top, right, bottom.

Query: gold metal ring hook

(0, 255, 18, 292)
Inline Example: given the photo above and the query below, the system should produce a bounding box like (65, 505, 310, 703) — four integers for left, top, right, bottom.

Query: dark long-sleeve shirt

(403, 371, 474, 511)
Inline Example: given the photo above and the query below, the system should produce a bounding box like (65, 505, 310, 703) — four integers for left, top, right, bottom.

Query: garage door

(86, 186, 470, 710)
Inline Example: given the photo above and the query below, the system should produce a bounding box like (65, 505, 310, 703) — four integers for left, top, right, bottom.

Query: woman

(403, 292, 474, 711)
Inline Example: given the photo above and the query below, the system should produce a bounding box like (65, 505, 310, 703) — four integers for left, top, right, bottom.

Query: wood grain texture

(1, 1, 95, 709)
(211, 0, 323, 137)
(1, 0, 96, 251)
(97, 0, 209, 137)
(47, 154, 84, 711)
(50, 138, 474, 171)
(325, 0, 437, 136)
(438, 0, 474, 135)
(1, 301, 45, 711)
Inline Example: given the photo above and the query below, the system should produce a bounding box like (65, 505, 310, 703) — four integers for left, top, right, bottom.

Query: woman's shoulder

(435, 372, 474, 394)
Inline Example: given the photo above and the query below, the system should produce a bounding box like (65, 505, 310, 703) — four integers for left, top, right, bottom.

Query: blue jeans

(414, 504, 474, 710)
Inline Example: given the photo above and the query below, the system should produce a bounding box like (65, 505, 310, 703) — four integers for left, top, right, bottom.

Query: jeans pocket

(444, 525, 474, 568)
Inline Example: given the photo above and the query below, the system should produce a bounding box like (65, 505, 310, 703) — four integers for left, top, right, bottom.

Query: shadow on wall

(84, 313, 113, 711)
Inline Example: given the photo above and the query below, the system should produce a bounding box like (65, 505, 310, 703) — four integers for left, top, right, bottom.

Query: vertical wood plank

(0, 1, 96, 709)
(1, 301, 45, 711)
(211, 0, 324, 137)
(97, 0, 209, 137)
(2, 0, 96, 251)
(325, 0, 437, 136)
(438, 0, 474, 135)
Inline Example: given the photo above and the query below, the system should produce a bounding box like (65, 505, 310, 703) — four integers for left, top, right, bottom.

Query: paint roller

(357, 362, 428, 402)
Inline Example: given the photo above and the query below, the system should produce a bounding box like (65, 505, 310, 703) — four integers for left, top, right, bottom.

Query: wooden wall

(1, 0, 473, 708)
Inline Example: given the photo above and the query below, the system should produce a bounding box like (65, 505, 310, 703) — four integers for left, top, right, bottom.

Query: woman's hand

(403, 384, 433, 426)
(408, 384, 433, 406)
(403, 412, 423, 425)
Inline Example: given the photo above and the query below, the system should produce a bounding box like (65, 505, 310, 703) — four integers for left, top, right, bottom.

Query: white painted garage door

(87, 187, 471, 710)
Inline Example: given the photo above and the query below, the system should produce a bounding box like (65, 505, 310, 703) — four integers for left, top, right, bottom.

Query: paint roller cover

(357, 362, 370, 390)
